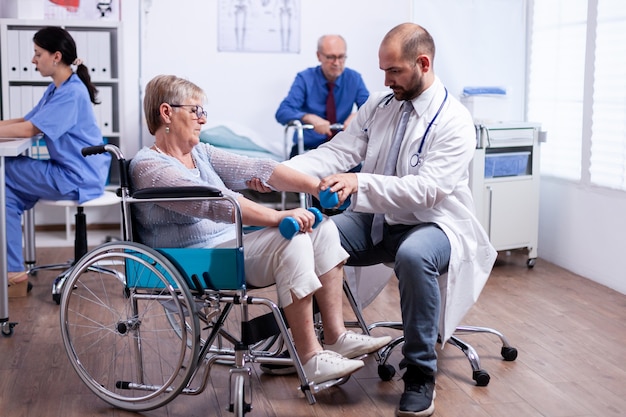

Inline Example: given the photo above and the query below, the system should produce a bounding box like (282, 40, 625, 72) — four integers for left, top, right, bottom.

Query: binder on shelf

(7, 30, 20, 79)
(97, 85, 113, 134)
(9, 86, 21, 118)
(20, 85, 33, 115)
(101, 32, 112, 78)
(86, 31, 111, 80)
(18, 29, 37, 80)
(84, 31, 99, 79)
(32, 85, 47, 108)
(68, 30, 87, 67)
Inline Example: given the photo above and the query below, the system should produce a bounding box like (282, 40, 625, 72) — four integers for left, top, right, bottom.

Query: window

(528, 0, 626, 191)
(590, 0, 626, 190)
(527, 0, 587, 181)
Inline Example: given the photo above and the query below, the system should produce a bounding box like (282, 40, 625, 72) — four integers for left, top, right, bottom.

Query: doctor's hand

(319, 173, 358, 208)
(246, 178, 272, 193)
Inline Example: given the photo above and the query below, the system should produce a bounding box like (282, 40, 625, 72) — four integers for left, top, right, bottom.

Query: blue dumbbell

(279, 207, 323, 239)
(319, 188, 351, 210)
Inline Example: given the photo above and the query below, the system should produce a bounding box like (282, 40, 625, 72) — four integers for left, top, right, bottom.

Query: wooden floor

(2, 246, 625, 417)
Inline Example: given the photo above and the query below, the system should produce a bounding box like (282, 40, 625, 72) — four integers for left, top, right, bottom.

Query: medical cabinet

(469, 122, 542, 267)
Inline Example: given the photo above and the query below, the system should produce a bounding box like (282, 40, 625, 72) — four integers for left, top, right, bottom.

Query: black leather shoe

(396, 367, 436, 417)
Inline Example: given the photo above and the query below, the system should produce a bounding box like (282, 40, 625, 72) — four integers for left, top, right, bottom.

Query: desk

(0, 138, 32, 335)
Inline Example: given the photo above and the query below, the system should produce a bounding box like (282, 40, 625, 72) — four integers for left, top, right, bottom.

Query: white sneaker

(325, 331, 392, 358)
(302, 350, 364, 384)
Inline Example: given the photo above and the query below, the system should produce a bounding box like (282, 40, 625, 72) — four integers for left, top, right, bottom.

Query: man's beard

(392, 72, 424, 101)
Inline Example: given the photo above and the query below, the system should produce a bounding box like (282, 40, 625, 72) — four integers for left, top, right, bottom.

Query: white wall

(538, 179, 626, 294)
(412, 0, 528, 122)
(126, 0, 412, 158)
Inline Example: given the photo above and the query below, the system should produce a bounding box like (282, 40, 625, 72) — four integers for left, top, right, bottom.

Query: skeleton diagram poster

(218, 0, 301, 53)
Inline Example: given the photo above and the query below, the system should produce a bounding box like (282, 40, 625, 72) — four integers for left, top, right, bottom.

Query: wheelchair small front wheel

(59, 242, 201, 411)
(232, 374, 246, 417)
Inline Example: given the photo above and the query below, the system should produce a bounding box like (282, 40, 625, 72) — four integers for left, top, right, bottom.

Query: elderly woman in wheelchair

(129, 74, 390, 385)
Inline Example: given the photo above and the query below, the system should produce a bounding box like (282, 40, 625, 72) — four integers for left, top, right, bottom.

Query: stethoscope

(362, 88, 449, 168)
(410, 87, 448, 167)
(361, 93, 395, 134)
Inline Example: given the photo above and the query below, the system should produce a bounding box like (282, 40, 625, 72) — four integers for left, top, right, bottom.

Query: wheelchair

(58, 144, 347, 415)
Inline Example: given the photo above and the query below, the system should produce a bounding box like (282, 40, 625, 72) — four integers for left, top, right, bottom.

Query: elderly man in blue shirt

(276, 34, 370, 158)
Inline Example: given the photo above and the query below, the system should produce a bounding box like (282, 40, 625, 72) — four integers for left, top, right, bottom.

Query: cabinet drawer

(480, 127, 536, 148)
(484, 151, 530, 178)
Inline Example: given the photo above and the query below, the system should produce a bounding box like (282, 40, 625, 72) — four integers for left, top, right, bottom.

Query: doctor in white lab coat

(278, 23, 497, 416)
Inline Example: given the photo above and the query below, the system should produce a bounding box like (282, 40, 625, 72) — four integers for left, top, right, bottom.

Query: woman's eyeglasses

(169, 104, 207, 119)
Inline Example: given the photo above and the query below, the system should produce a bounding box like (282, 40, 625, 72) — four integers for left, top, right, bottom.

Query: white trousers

(219, 218, 348, 307)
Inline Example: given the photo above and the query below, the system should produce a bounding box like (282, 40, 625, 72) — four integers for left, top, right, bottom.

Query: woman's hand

(279, 207, 317, 233)
(246, 178, 272, 193)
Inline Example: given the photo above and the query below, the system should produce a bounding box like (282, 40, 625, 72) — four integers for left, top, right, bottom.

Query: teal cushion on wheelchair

(125, 247, 245, 291)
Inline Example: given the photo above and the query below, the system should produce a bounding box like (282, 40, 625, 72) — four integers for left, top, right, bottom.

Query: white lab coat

(283, 77, 497, 343)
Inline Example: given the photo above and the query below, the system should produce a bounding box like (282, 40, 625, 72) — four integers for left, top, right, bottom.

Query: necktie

(370, 100, 413, 245)
(326, 82, 337, 124)
(326, 82, 337, 139)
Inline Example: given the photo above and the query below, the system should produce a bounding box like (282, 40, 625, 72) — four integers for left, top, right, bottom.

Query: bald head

(317, 34, 348, 82)
(381, 23, 435, 64)
(378, 23, 436, 100)
(317, 34, 347, 52)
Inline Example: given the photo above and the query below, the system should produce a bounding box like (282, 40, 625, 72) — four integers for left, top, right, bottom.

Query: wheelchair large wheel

(59, 242, 201, 411)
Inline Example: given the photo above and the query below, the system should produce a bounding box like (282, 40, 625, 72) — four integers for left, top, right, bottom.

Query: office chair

(26, 191, 120, 303)
(342, 264, 517, 386)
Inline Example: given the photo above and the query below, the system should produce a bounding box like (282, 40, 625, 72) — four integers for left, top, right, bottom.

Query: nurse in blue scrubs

(0, 26, 110, 297)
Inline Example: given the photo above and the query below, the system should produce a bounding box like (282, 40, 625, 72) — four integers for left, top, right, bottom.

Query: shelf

(0, 19, 123, 186)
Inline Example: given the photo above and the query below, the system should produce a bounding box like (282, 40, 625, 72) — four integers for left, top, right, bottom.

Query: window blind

(529, 0, 626, 191)
(590, 0, 626, 190)
(527, 0, 587, 181)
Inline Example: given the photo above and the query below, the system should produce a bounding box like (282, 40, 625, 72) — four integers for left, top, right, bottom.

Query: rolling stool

(27, 191, 120, 304)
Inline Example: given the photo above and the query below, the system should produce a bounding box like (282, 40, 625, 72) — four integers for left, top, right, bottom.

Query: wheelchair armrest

(132, 186, 223, 199)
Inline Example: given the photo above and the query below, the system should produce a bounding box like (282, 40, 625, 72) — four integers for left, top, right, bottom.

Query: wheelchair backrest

(122, 158, 246, 292)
